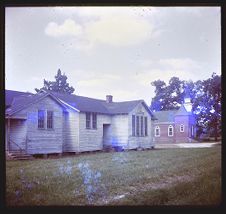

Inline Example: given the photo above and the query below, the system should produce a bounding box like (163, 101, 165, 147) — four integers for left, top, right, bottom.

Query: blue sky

(5, 6, 221, 105)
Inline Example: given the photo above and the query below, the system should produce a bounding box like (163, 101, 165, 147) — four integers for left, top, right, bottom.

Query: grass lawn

(6, 146, 221, 206)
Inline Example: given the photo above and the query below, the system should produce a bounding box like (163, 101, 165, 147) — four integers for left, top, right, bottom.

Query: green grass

(6, 146, 221, 206)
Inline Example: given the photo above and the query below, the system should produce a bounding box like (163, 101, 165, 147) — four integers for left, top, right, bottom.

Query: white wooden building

(5, 90, 156, 155)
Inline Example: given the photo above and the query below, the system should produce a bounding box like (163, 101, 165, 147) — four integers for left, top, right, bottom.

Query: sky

(5, 6, 221, 105)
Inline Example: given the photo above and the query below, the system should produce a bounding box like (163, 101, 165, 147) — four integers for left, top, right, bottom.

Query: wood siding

(78, 113, 111, 152)
(111, 115, 129, 148)
(6, 96, 157, 154)
(62, 109, 80, 152)
(12, 96, 64, 154)
(128, 103, 154, 149)
(8, 119, 27, 151)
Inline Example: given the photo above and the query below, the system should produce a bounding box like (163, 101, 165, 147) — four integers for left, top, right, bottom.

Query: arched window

(168, 125, 174, 137)
(155, 126, 160, 137)
(180, 124, 184, 132)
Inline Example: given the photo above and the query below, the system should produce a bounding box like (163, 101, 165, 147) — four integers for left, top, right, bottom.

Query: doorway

(103, 124, 111, 147)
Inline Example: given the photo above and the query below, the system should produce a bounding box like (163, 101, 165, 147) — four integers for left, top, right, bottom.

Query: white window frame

(168, 125, 174, 137)
(155, 126, 160, 137)
(180, 124, 184, 132)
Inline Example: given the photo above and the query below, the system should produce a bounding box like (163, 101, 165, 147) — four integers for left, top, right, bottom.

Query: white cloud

(85, 15, 152, 47)
(77, 6, 150, 18)
(138, 59, 154, 67)
(45, 8, 155, 49)
(78, 73, 121, 86)
(159, 58, 201, 70)
(45, 19, 82, 37)
(173, 7, 207, 16)
(134, 58, 203, 87)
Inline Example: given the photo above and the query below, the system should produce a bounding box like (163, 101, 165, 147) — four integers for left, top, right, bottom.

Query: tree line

(150, 73, 221, 140)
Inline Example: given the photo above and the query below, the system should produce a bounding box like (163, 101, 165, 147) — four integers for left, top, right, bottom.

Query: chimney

(106, 95, 113, 103)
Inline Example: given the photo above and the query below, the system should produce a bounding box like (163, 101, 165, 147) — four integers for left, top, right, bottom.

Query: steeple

(183, 88, 192, 112)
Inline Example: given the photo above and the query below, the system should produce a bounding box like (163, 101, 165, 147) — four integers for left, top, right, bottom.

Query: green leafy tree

(150, 73, 221, 140)
(150, 80, 167, 111)
(151, 77, 188, 111)
(35, 69, 75, 94)
(193, 73, 221, 140)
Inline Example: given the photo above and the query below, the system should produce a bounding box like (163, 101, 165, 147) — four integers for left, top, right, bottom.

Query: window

(168, 125, 174, 137)
(92, 113, 97, 129)
(132, 115, 135, 136)
(136, 116, 139, 136)
(145, 117, 148, 136)
(155, 126, 160, 137)
(191, 125, 194, 137)
(86, 113, 91, 129)
(141, 116, 143, 136)
(180, 124, 184, 132)
(38, 110, 45, 129)
(47, 111, 53, 129)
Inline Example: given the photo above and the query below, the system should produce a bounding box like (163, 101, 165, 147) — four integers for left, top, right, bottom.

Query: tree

(193, 73, 221, 141)
(150, 80, 167, 111)
(35, 69, 75, 94)
(150, 73, 221, 140)
(151, 77, 188, 111)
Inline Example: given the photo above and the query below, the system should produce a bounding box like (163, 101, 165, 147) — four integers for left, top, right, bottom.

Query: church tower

(183, 91, 192, 112)
(174, 88, 196, 143)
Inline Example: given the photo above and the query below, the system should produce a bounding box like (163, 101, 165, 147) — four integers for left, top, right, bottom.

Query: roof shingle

(5, 90, 155, 118)
(153, 110, 178, 123)
(5, 90, 33, 107)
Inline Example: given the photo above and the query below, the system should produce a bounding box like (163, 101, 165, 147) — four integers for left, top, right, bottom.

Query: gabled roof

(153, 110, 177, 123)
(49, 91, 155, 116)
(175, 104, 192, 116)
(5, 90, 33, 107)
(102, 100, 142, 114)
(5, 91, 79, 116)
(153, 103, 193, 123)
(50, 91, 110, 114)
(5, 89, 156, 118)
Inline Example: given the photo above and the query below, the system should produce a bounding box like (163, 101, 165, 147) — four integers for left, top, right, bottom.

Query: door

(103, 124, 111, 147)
(9, 119, 27, 151)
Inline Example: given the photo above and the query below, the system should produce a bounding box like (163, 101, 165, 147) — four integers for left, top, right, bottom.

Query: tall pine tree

(35, 69, 75, 94)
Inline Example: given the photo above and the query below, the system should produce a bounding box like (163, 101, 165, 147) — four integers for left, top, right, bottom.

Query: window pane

(47, 111, 53, 129)
(191, 125, 194, 136)
(136, 116, 139, 136)
(145, 117, 148, 136)
(86, 113, 91, 129)
(141, 116, 143, 136)
(132, 115, 135, 136)
(155, 126, 160, 136)
(38, 110, 45, 129)
(92, 113, 97, 129)
(168, 126, 173, 136)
